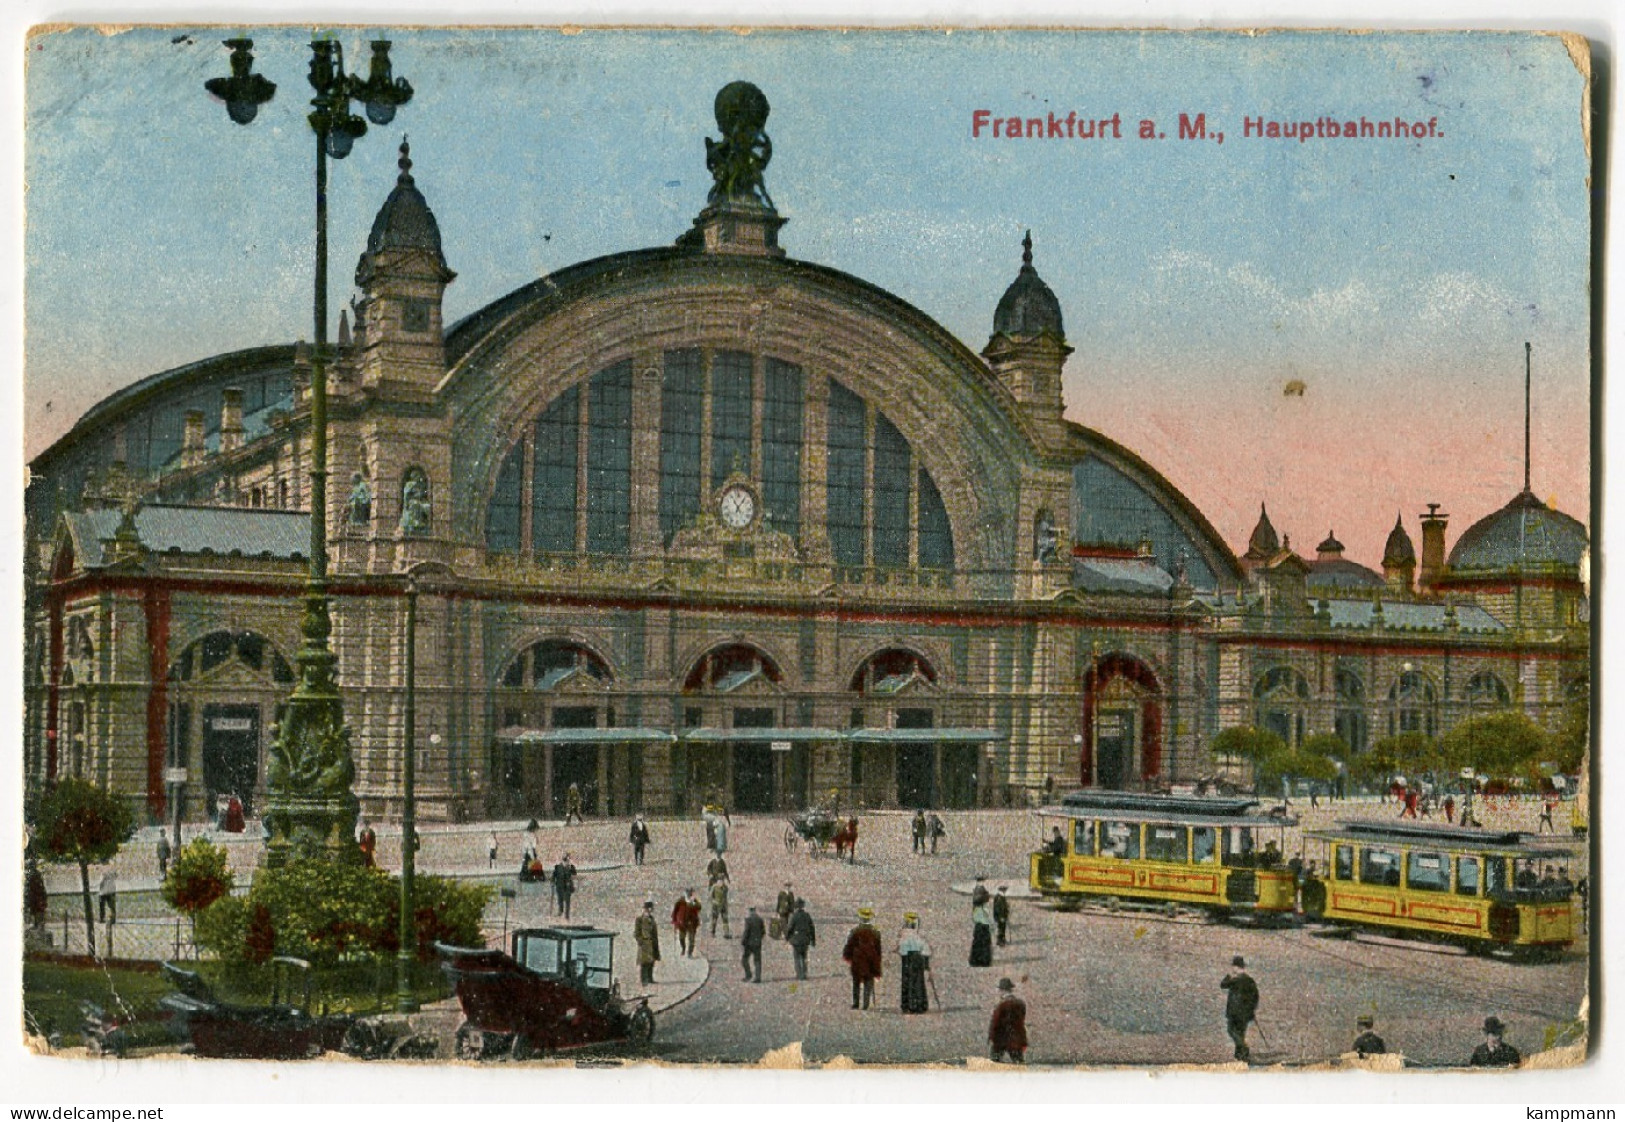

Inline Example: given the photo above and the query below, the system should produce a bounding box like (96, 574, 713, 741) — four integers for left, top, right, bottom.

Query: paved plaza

(31, 797, 1589, 1067)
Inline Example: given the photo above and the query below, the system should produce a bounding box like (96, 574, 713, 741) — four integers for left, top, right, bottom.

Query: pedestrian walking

(97, 867, 118, 925)
(773, 881, 795, 939)
(1352, 1014, 1386, 1058)
(970, 896, 994, 966)
(26, 860, 47, 932)
(553, 853, 577, 919)
(525, 819, 541, 862)
(707, 852, 731, 887)
(564, 782, 584, 826)
(673, 889, 702, 957)
(1220, 955, 1259, 1061)
(988, 977, 1027, 1063)
(741, 906, 766, 981)
(843, 908, 883, 1010)
(928, 812, 946, 853)
(1444, 794, 1456, 824)
(993, 885, 1011, 946)
(634, 901, 660, 985)
(897, 914, 932, 1014)
(629, 815, 651, 865)
(712, 814, 729, 856)
(358, 821, 377, 868)
(487, 829, 499, 869)
(911, 809, 927, 854)
(156, 833, 172, 880)
(1538, 796, 1557, 834)
(710, 879, 731, 939)
(786, 897, 816, 980)
(1470, 1016, 1520, 1067)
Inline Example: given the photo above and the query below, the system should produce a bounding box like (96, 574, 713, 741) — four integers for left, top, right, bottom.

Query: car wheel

(629, 1005, 655, 1047)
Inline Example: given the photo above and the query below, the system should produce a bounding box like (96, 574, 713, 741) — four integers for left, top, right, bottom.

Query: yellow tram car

(1301, 820, 1577, 957)
(1030, 791, 1299, 919)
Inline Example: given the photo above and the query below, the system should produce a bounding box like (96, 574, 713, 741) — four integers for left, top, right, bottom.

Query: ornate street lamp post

(206, 36, 412, 866)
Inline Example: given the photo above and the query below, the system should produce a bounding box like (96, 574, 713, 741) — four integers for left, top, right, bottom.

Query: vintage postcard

(18, 25, 1592, 1080)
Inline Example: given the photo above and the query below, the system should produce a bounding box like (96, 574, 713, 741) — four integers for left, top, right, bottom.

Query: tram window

(1146, 825, 1188, 863)
(1192, 827, 1217, 865)
(1222, 827, 1256, 867)
(1334, 845, 1353, 880)
(1360, 848, 1400, 886)
(1456, 856, 1480, 896)
(1101, 821, 1140, 860)
(1406, 851, 1448, 893)
(1072, 820, 1095, 856)
(1484, 856, 1508, 894)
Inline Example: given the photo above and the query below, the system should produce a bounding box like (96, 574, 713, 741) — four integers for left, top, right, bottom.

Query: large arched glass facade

(484, 352, 955, 572)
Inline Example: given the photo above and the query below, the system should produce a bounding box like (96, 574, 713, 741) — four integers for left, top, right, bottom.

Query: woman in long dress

(898, 915, 932, 1014)
(969, 899, 994, 967)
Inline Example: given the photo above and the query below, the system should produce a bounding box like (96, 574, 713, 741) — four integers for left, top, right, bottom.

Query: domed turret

(355, 140, 452, 287)
(1307, 527, 1383, 592)
(982, 231, 1072, 447)
(991, 232, 1065, 341)
(1245, 504, 1279, 560)
(1446, 489, 1587, 572)
(1315, 530, 1344, 557)
(1382, 513, 1416, 597)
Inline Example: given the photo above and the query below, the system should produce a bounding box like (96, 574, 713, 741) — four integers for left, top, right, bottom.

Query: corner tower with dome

(24, 82, 1588, 823)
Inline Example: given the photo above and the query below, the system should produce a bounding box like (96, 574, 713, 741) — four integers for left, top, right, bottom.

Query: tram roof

(1040, 794, 1296, 827)
(1308, 820, 1581, 854)
(1058, 790, 1271, 817)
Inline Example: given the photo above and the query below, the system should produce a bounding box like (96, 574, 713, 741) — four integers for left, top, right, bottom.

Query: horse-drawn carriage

(784, 809, 859, 861)
(437, 925, 654, 1059)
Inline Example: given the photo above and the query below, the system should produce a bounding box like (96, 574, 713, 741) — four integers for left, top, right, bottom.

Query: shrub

(162, 837, 234, 918)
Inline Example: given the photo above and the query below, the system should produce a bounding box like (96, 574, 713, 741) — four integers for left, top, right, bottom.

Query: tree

(1301, 733, 1352, 764)
(1209, 727, 1287, 792)
(161, 838, 234, 933)
(1373, 732, 1441, 778)
(27, 779, 136, 957)
(1439, 712, 1550, 781)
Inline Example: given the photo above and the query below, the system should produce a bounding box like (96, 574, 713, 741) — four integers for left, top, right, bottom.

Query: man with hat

(786, 897, 816, 980)
(843, 908, 883, 1010)
(988, 977, 1027, 1063)
(741, 905, 767, 982)
(628, 815, 651, 865)
(774, 881, 796, 939)
(993, 885, 1012, 946)
(1470, 1016, 1520, 1067)
(1220, 955, 1260, 1061)
(1352, 1014, 1386, 1058)
(634, 901, 661, 985)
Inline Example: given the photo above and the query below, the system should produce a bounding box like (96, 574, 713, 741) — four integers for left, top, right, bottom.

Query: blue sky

(23, 27, 1590, 562)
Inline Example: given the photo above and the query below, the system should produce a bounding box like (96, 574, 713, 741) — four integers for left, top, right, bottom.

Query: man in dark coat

(786, 897, 817, 980)
(993, 885, 1012, 946)
(634, 901, 661, 984)
(1352, 1014, 1386, 1058)
(1470, 1016, 1520, 1067)
(928, 812, 946, 853)
(773, 881, 795, 939)
(911, 810, 927, 854)
(1220, 955, 1259, 1061)
(843, 908, 883, 1010)
(988, 977, 1027, 1063)
(156, 834, 172, 880)
(741, 906, 767, 982)
(629, 816, 651, 865)
(552, 853, 577, 918)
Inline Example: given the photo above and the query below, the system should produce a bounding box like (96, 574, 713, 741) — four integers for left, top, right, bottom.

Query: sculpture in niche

(400, 467, 431, 536)
(346, 471, 372, 525)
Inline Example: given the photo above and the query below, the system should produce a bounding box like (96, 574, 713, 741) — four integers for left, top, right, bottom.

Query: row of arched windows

(1253, 664, 1517, 751)
(484, 351, 955, 570)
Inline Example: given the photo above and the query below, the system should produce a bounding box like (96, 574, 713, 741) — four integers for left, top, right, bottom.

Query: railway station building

(25, 89, 1589, 825)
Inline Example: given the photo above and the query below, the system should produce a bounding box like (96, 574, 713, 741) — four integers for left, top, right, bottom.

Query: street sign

(164, 767, 188, 785)
(770, 740, 792, 752)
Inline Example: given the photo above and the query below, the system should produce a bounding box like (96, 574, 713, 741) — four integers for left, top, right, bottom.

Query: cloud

(1150, 249, 1380, 332)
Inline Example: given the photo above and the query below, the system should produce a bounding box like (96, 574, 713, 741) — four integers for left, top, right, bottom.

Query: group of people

(909, 809, 948, 854)
(1221, 956, 1523, 1068)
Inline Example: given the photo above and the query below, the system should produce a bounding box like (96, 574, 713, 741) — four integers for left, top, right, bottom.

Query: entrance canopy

(846, 728, 1008, 744)
(498, 727, 676, 744)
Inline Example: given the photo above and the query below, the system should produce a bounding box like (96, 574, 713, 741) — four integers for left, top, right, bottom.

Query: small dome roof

(992, 232, 1064, 340)
(1307, 557, 1384, 591)
(355, 141, 449, 283)
(1383, 514, 1415, 566)
(1246, 503, 1279, 558)
(1316, 530, 1344, 556)
(1446, 489, 1588, 572)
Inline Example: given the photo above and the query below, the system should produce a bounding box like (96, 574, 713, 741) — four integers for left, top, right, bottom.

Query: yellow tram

(1301, 820, 1578, 957)
(1029, 791, 1300, 918)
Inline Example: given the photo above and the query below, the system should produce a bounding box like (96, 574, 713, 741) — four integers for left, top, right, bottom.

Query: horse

(832, 817, 859, 863)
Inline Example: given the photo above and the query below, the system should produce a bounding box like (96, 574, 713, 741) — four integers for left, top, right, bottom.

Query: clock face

(719, 485, 757, 529)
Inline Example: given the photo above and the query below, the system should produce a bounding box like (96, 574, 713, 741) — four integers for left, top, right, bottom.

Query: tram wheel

(1163, 901, 1179, 919)
(1103, 896, 1121, 913)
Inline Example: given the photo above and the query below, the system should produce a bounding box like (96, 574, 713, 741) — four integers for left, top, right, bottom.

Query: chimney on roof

(182, 410, 206, 468)
(220, 389, 244, 454)
(1419, 503, 1449, 593)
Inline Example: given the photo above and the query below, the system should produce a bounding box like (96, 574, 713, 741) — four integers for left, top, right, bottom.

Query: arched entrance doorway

(680, 643, 786, 813)
(1080, 653, 1163, 789)
(167, 629, 295, 817)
